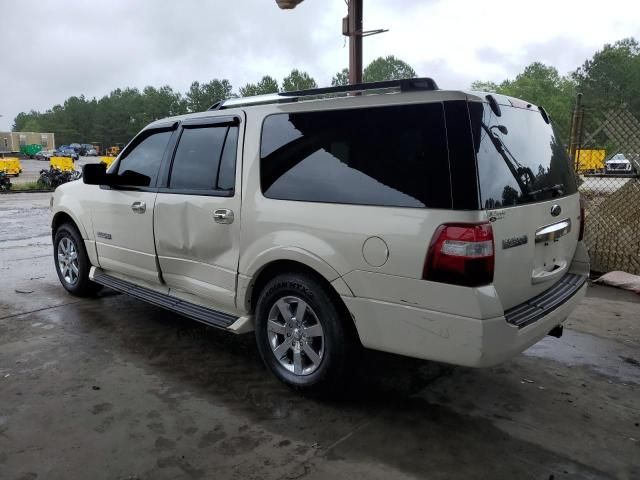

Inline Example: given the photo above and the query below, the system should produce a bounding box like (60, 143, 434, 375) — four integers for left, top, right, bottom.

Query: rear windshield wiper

(481, 122, 535, 196)
(525, 184, 564, 198)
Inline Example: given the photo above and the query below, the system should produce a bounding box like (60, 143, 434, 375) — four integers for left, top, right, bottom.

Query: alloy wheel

(267, 296, 325, 376)
(57, 237, 79, 285)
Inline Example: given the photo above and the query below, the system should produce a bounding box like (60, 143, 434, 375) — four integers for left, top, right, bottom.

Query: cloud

(0, 0, 638, 130)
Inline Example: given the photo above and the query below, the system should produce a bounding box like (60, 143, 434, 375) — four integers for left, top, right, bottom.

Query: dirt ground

(0, 192, 639, 480)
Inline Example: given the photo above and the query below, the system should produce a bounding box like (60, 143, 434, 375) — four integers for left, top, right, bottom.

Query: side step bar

(92, 271, 238, 330)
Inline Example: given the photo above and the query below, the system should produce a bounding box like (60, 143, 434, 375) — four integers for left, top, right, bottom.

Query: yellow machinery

(0, 157, 22, 176)
(106, 143, 124, 157)
(575, 149, 606, 173)
(106, 146, 120, 157)
(50, 156, 76, 172)
(100, 156, 116, 169)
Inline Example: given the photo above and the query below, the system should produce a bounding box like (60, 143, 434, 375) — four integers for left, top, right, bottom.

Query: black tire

(53, 223, 102, 296)
(255, 272, 355, 395)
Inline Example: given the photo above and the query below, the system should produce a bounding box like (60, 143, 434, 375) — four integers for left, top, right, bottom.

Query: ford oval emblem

(550, 204, 562, 217)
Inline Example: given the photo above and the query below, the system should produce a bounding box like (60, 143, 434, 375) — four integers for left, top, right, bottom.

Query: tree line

(13, 39, 640, 149)
(472, 38, 640, 144)
(12, 56, 415, 147)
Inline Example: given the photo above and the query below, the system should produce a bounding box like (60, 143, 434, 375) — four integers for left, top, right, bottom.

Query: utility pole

(276, 0, 386, 85)
(346, 0, 363, 84)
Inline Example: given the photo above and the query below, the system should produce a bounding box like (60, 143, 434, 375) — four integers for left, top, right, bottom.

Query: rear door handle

(213, 209, 234, 224)
(535, 219, 571, 243)
(131, 201, 146, 214)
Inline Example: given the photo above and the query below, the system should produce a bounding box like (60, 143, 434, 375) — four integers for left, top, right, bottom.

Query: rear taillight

(423, 223, 494, 287)
(578, 197, 586, 241)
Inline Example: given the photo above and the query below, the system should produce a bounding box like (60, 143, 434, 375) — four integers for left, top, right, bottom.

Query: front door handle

(213, 209, 234, 224)
(131, 201, 146, 214)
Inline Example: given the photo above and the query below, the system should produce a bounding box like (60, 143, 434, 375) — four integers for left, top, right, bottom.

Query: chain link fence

(572, 100, 640, 274)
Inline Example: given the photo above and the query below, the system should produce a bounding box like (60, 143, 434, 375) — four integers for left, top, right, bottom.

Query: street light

(275, 0, 304, 8)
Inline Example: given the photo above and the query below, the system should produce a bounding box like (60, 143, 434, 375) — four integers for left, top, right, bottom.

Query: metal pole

(569, 93, 583, 171)
(348, 0, 363, 85)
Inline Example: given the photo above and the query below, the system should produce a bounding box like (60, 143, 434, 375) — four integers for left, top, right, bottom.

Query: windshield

(469, 101, 577, 208)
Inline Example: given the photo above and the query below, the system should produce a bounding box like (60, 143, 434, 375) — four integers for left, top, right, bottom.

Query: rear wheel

(255, 272, 354, 395)
(53, 223, 102, 296)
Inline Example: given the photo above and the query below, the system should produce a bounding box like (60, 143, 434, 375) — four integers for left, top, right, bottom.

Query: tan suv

(51, 78, 589, 393)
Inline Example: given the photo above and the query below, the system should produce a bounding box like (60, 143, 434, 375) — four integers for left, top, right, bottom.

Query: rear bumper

(342, 277, 587, 368)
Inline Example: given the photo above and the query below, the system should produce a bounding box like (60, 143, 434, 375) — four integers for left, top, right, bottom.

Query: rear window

(260, 104, 451, 208)
(469, 102, 577, 208)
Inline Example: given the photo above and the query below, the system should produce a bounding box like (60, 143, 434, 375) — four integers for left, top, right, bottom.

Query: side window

(117, 130, 172, 186)
(169, 125, 238, 192)
(260, 104, 451, 208)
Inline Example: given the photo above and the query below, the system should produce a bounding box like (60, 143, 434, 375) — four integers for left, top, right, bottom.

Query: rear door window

(260, 103, 451, 209)
(168, 125, 238, 193)
(469, 101, 577, 208)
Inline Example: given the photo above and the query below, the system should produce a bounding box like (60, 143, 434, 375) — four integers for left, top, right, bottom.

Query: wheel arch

(52, 209, 87, 238)
(51, 208, 99, 266)
(244, 259, 360, 344)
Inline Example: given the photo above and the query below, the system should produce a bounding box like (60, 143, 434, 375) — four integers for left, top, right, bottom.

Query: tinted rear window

(169, 125, 237, 191)
(469, 102, 577, 208)
(260, 104, 451, 208)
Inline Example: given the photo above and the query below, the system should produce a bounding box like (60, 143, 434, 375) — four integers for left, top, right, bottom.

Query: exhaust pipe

(547, 325, 563, 338)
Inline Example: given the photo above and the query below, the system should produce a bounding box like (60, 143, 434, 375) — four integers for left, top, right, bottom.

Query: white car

(50, 79, 589, 393)
(605, 153, 633, 173)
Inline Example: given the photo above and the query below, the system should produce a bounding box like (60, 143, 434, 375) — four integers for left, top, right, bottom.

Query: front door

(153, 115, 243, 311)
(90, 128, 174, 284)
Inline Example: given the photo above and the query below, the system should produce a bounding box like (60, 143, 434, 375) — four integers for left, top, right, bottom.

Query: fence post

(569, 93, 584, 171)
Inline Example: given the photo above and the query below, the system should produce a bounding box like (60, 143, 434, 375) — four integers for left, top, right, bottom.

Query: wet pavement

(1, 192, 639, 479)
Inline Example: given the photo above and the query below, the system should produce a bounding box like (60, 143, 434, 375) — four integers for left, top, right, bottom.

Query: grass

(10, 181, 48, 191)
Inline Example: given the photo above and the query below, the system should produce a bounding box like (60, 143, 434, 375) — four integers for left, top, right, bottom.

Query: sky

(0, 0, 638, 130)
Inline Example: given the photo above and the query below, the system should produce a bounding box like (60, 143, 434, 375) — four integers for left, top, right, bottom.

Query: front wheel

(53, 223, 102, 296)
(255, 272, 355, 395)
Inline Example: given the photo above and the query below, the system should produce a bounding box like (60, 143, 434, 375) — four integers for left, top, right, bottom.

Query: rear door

(153, 114, 243, 312)
(469, 98, 581, 309)
(90, 127, 175, 284)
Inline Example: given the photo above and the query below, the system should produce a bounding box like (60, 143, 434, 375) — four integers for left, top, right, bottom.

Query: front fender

(51, 182, 94, 241)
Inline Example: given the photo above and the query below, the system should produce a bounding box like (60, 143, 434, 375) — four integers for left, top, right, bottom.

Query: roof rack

(208, 77, 438, 110)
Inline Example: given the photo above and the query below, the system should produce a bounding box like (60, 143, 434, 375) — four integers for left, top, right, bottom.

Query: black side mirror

(82, 162, 151, 187)
(83, 162, 107, 185)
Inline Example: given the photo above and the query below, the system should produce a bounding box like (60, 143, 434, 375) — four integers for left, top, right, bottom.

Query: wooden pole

(348, 0, 363, 85)
(569, 93, 583, 170)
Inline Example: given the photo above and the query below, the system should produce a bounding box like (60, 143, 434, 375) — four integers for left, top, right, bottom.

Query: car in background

(605, 153, 632, 174)
(86, 148, 98, 156)
(69, 143, 82, 153)
(35, 149, 56, 161)
(56, 146, 79, 161)
(81, 144, 96, 156)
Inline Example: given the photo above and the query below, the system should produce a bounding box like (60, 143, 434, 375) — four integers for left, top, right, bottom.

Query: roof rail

(208, 77, 438, 110)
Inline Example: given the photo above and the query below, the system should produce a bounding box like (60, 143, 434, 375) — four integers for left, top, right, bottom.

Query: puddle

(524, 328, 640, 384)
